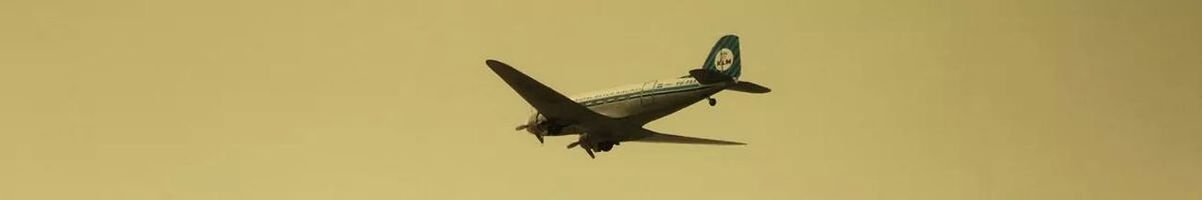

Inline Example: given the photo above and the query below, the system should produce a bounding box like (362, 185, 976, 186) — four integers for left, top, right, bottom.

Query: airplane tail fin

(690, 35, 770, 93)
(691, 35, 742, 84)
(701, 34, 741, 80)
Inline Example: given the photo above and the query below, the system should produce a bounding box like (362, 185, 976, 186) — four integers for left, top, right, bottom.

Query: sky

(2, 0, 1200, 199)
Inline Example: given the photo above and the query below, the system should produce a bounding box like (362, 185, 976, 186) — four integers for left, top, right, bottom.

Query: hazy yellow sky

(2, 0, 1200, 199)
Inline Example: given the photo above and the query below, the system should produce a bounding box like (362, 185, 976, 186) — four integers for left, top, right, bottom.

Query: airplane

(486, 34, 770, 158)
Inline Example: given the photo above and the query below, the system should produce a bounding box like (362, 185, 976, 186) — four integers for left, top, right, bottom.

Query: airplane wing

(485, 60, 610, 124)
(625, 128, 746, 145)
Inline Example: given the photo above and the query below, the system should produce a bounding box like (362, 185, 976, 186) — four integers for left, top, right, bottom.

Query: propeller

(515, 124, 543, 144)
(583, 147, 595, 159)
(567, 134, 595, 159)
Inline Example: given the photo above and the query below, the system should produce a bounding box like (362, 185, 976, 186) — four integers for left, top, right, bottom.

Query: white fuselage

(526, 77, 728, 137)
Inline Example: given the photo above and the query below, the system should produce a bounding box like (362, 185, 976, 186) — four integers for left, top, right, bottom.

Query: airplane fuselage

(525, 77, 728, 137)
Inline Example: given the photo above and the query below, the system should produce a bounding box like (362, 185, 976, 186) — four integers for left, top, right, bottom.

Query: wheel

(707, 98, 717, 106)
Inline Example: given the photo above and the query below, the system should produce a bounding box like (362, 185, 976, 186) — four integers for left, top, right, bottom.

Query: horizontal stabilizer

(726, 81, 771, 93)
(689, 69, 733, 84)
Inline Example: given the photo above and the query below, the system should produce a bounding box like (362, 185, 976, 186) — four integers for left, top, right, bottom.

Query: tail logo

(714, 48, 735, 71)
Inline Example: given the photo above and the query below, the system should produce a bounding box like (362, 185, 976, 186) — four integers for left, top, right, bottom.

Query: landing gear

(707, 97, 717, 106)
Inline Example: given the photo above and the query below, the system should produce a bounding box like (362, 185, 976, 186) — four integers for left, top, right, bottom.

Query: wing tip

(485, 59, 508, 70)
(714, 140, 748, 145)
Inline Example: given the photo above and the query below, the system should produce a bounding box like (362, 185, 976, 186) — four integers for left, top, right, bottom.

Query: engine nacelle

(526, 113, 570, 136)
(597, 141, 620, 152)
